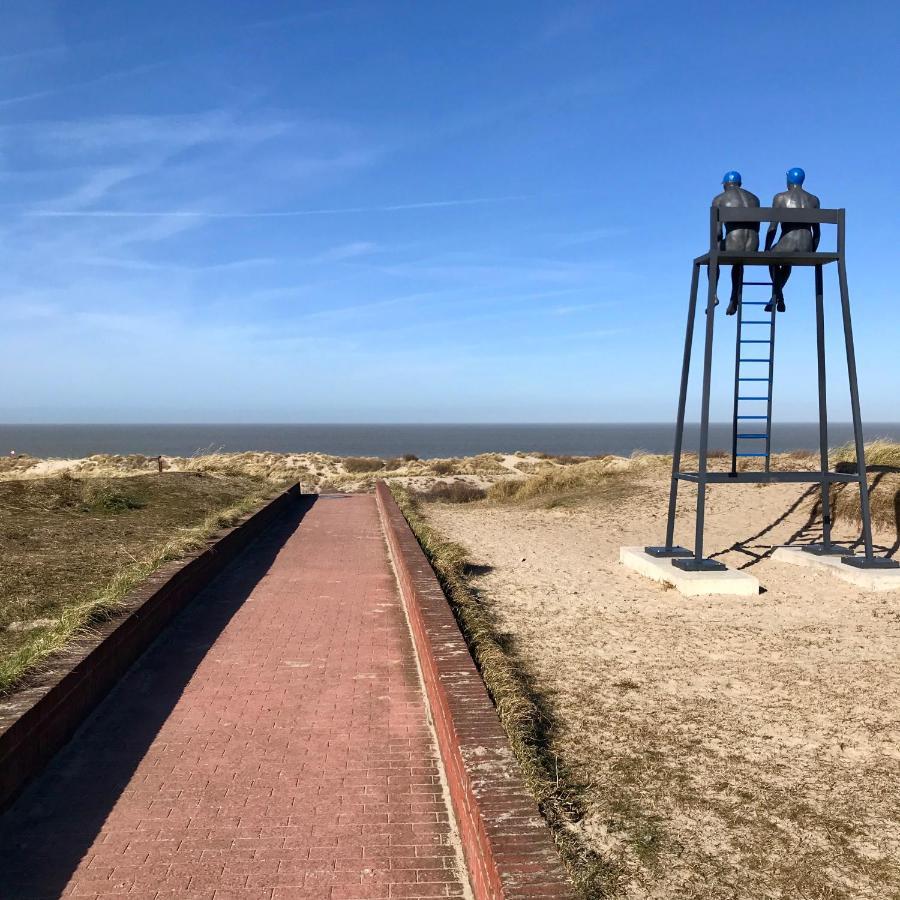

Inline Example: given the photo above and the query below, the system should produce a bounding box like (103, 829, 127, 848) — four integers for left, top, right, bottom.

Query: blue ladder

(731, 283, 777, 473)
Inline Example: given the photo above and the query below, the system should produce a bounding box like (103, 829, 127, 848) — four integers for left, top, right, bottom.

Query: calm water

(2, 423, 899, 459)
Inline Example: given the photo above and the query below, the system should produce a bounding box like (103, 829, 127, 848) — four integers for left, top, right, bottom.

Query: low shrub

(429, 459, 458, 476)
(342, 457, 385, 473)
(415, 481, 486, 503)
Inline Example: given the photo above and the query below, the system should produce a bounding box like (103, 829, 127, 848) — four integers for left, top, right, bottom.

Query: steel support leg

(764, 292, 777, 472)
(673, 257, 726, 572)
(730, 293, 742, 476)
(646, 263, 699, 558)
(837, 256, 899, 569)
(804, 265, 848, 556)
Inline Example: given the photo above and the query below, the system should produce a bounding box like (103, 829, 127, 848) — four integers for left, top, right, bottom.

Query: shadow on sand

(710, 466, 900, 569)
(708, 471, 899, 570)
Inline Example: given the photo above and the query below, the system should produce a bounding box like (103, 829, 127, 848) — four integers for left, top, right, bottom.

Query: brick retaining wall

(375, 481, 575, 900)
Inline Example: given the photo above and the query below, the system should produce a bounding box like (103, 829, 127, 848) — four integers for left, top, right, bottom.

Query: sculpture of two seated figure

(712, 167, 820, 314)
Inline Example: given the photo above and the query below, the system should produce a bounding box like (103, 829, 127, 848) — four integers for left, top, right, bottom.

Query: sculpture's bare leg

(708, 268, 721, 309)
(766, 264, 789, 312)
(725, 265, 742, 315)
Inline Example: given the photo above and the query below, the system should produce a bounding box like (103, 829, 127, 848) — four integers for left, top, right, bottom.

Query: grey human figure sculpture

(711, 171, 760, 315)
(765, 167, 820, 312)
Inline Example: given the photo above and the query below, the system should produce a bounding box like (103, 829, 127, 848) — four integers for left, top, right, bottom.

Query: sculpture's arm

(764, 220, 777, 251)
(711, 198, 723, 246)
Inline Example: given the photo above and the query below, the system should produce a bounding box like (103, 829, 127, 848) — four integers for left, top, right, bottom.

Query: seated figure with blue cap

(764, 167, 821, 312)
(712, 171, 760, 315)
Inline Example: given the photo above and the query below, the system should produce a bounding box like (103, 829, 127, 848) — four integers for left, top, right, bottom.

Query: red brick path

(0, 495, 471, 899)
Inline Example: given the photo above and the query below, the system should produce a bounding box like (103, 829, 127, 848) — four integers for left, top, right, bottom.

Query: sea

(2, 423, 899, 460)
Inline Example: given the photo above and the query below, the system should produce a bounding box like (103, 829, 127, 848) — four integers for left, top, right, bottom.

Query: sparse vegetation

(0, 453, 39, 475)
(0, 472, 287, 696)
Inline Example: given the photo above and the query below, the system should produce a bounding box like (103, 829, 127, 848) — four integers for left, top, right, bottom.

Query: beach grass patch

(0, 472, 287, 696)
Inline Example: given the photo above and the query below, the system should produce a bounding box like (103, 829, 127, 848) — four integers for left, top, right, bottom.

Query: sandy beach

(420, 460, 900, 898)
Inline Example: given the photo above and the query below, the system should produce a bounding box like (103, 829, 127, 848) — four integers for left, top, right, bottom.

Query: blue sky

(1, 1, 897, 423)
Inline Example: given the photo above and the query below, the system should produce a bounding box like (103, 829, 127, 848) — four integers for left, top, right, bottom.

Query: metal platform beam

(694, 251, 839, 266)
(675, 471, 859, 484)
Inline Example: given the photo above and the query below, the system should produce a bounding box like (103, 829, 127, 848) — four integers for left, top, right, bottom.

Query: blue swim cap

(787, 167, 805, 185)
(722, 171, 742, 185)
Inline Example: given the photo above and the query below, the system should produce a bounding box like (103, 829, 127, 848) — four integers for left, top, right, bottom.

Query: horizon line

(2, 421, 898, 428)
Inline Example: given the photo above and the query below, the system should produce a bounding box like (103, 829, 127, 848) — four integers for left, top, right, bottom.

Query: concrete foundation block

(619, 547, 760, 597)
(772, 546, 900, 591)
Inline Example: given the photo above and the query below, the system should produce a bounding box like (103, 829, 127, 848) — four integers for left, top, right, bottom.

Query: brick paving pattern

(0, 495, 470, 899)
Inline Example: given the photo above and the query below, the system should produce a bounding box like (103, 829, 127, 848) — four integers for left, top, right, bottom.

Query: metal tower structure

(647, 205, 898, 572)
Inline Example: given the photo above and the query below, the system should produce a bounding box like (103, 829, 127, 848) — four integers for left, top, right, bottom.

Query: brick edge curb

(375, 482, 575, 900)
(0, 483, 308, 811)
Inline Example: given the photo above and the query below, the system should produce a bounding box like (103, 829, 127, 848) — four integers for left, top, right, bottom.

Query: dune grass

(413, 481, 487, 503)
(487, 458, 657, 509)
(0, 472, 287, 697)
(830, 438, 900, 470)
(390, 484, 614, 897)
(825, 441, 900, 534)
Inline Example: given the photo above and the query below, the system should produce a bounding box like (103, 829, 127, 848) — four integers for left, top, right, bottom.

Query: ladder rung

(742, 301, 768, 305)
(735, 452, 769, 457)
(737, 433, 767, 438)
(738, 396, 768, 400)
(742, 281, 773, 286)
(740, 339, 771, 343)
(738, 377, 769, 381)
(740, 358, 770, 362)
(737, 415, 768, 419)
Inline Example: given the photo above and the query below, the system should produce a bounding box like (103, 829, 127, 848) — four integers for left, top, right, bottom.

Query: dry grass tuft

(831, 439, 900, 470)
(825, 442, 900, 534)
(390, 486, 615, 897)
(412, 481, 486, 504)
(487, 459, 650, 510)
(832, 473, 900, 533)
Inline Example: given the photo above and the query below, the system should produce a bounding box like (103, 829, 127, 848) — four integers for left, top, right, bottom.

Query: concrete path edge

(0, 483, 309, 812)
(375, 481, 576, 900)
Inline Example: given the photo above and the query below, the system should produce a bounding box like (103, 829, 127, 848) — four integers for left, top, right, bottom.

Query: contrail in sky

(26, 195, 535, 218)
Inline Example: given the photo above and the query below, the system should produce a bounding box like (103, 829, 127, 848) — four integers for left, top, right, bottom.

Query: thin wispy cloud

(25, 194, 535, 219)
(0, 61, 167, 108)
(249, 7, 364, 30)
(0, 44, 68, 64)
